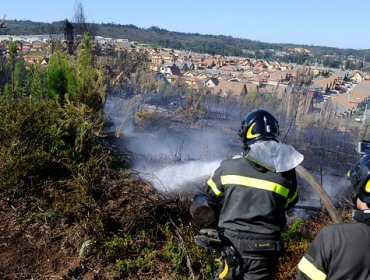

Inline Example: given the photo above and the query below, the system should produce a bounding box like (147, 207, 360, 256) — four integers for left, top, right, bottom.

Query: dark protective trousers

(214, 231, 281, 280)
(214, 253, 279, 280)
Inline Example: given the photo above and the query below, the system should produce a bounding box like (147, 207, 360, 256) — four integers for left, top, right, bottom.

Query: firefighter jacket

(297, 210, 370, 280)
(206, 156, 298, 240)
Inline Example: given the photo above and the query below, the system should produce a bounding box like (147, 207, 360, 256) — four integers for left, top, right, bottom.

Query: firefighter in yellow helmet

(191, 109, 303, 279)
(296, 153, 370, 280)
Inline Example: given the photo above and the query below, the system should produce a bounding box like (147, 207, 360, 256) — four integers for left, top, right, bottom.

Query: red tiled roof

(329, 80, 370, 111)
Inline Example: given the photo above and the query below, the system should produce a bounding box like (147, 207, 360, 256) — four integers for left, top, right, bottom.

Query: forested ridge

(2, 19, 370, 67)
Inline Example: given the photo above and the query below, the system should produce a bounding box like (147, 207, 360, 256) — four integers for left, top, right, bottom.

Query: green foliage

(103, 232, 157, 276)
(159, 223, 185, 273)
(45, 50, 76, 103)
(14, 59, 27, 92)
(159, 222, 219, 279)
(74, 32, 106, 112)
(59, 100, 99, 161)
(101, 222, 218, 279)
(8, 41, 18, 94)
(28, 67, 43, 99)
(0, 97, 71, 191)
(282, 218, 304, 241)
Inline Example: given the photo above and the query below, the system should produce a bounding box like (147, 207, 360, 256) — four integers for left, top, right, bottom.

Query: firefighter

(296, 153, 370, 280)
(191, 109, 303, 280)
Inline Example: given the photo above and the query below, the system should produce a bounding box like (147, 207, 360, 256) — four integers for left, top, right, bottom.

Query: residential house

(219, 64, 238, 72)
(196, 72, 210, 80)
(239, 58, 253, 68)
(161, 49, 176, 63)
(350, 71, 364, 83)
(191, 54, 206, 69)
(176, 51, 192, 63)
(183, 71, 197, 78)
(150, 50, 163, 65)
(265, 61, 282, 71)
(205, 77, 220, 88)
(267, 70, 291, 86)
(160, 64, 182, 77)
(203, 55, 217, 68)
(254, 60, 267, 69)
(174, 61, 195, 72)
(212, 80, 248, 97)
(325, 80, 370, 117)
(192, 58, 206, 69)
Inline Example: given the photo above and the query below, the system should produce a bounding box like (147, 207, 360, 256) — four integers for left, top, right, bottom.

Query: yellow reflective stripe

(207, 177, 223, 196)
(298, 256, 327, 280)
(220, 175, 289, 198)
(285, 190, 298, 208)
(219, 259, 229, 279)
(246, 122, 261, 139)
(366, 179, 370, 193)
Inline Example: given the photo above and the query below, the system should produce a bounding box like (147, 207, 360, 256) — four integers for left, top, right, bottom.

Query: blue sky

(2, 0, 370, 49)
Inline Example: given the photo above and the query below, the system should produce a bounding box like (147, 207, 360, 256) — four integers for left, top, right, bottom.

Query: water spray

(138, 160, 221, 194)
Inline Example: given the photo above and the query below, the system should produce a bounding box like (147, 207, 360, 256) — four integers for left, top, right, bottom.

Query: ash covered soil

(0, 176, 191, 279)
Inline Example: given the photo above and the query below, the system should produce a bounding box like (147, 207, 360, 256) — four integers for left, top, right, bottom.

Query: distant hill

(1, 19, 370, 64)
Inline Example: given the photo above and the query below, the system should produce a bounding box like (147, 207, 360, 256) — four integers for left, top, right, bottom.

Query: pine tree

(8, 41, 17, 95)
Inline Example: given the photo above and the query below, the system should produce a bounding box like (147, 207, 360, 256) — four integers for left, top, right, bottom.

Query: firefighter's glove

(221, 245, 241, 266)
(194, 228, 221, 250)
(216, 245, 243, 280)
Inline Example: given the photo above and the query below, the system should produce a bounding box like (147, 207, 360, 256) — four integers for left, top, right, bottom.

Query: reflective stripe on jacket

(297, 215, 370, 280)
(206, 156, 298, 238)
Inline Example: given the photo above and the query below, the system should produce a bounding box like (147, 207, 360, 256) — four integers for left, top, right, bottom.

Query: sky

(1, 0, 370, 50)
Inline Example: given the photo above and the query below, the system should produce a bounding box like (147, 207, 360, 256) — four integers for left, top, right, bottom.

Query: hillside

(0, 24, 366, 279)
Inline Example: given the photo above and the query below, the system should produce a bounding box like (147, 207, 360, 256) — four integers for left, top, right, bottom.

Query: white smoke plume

(139, 160, 222, 194)
(104, 94, 237, 194)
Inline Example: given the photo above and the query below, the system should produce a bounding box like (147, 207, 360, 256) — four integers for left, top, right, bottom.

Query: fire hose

(295, 165, 342, 223)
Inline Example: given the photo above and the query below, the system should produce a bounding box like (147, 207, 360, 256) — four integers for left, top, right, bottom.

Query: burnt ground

(0, 174, 189, 279)
(0, 195, 84, 279)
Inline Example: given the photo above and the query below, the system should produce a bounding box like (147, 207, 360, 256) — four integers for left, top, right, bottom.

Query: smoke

(322, 172, 350, 202)
(139, 160, 222, 194)
(103, 94, 239, 194)
(126, 128, 232, 194)
(298, 168, 350, 206)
